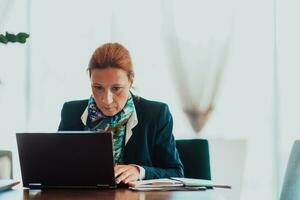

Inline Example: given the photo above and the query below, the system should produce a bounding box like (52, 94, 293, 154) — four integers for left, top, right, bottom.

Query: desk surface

(0, 188, 225, 200)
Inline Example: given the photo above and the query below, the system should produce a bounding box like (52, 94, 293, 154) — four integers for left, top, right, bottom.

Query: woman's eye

(94, 86, 104, 91)
(111, 87, 121, 92)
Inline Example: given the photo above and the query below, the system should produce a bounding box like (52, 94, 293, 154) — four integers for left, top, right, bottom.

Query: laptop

(16, 132, 116, 189)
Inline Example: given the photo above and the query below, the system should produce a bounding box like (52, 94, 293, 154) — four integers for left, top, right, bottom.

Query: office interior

(0, 0, 300, 199)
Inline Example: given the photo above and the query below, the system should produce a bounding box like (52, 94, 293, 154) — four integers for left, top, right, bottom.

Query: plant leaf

(5, 32, 17, 42)
(0, 34, 8, 44)
(0, 32, 30, 44)
(16, 32, 30, 43)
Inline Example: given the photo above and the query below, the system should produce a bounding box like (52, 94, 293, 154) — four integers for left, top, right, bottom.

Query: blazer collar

(80, 98, 138, 145)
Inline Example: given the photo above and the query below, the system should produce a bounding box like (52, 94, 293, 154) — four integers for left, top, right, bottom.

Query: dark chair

(176, 139, 211, 180)
(280, 140, 300, 200)
(0, 150, 13, 179)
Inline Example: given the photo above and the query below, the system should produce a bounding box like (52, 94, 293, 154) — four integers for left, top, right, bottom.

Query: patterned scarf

(85, 94, 135, 164)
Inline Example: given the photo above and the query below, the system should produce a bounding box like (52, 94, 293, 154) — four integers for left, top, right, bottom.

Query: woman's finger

(114, 165, 127, 177)
(123, 174, 138, 184)
(116, 169, 131, 183)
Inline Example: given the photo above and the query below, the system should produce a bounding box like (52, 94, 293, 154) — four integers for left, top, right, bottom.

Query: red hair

(88, 43, 134, 79)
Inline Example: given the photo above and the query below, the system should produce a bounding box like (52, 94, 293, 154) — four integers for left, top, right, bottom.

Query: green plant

(0, 32, 29, 44)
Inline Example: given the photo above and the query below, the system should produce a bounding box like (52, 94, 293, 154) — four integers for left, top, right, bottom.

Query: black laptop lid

(16, 133, 116, 189)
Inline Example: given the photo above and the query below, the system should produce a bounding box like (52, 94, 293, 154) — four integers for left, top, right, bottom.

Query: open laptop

(16, 132, 116, 189)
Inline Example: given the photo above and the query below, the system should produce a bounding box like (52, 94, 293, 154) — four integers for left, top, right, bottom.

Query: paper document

(130, 186, 206, 191)
(128, 178, 183, 188)
(169, 177, 232, 189)
(0, 180, 20, 192)
(128, 177, 231, 191)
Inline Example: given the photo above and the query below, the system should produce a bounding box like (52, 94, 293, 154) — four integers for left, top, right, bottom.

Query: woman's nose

(102, 91, 113, 105)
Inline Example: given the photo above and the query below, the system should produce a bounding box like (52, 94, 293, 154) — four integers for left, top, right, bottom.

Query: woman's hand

(114, 164, 140, 184)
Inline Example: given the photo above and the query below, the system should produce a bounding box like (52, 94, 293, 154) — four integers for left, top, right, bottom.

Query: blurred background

(1, 0, 300, 199)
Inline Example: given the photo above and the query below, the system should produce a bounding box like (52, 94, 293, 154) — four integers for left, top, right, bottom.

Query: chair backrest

(176, 139, 211, 180)
(0, 150, 13, 179)
(280, 140, 300, 200)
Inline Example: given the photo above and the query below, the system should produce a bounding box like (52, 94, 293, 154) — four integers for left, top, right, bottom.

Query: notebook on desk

(128, 177, 231, 191)
(0, 180, 20, 192)
(16, 132, 116, 189)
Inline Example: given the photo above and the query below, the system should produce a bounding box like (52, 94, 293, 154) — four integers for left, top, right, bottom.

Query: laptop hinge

(28, 183, 42, 189)
(96, 184, 115, 189)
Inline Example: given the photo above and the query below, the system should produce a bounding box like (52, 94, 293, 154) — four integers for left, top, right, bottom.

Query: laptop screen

(16, 132, 116, 189)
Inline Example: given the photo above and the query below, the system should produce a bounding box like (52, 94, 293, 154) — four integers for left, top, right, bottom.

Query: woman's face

(90, 68, 133, 116)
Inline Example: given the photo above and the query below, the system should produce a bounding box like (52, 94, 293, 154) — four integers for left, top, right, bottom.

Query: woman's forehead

(90, 68, 130, 85)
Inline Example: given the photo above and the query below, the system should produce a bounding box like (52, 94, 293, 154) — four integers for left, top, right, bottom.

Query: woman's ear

(129, 73, 134, 88)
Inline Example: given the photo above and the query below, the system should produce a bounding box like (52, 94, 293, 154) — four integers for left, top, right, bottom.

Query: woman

(58, 43, 184, 184)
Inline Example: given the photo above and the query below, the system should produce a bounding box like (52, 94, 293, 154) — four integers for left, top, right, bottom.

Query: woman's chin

(102, 110, 118, 117)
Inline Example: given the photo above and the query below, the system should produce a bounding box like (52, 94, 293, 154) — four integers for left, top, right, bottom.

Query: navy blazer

(58, 95, 184, 179)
